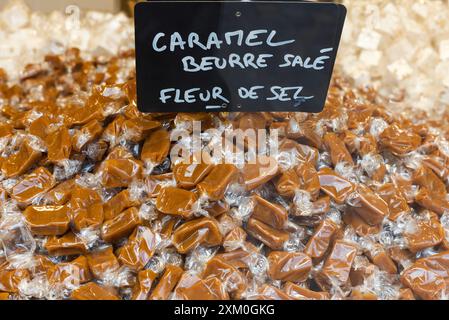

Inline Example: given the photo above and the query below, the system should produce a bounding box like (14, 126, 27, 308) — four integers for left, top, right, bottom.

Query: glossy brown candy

(379, 125, 422, 155)
(117, 226, 157, 271)
(173, 162, 214, 189)
(242, 156, 278, 191)
(149, 264, 184, 300)
(46, 126, 72, 163)
(317, 240, 358, 290)
(223, 227, 247, 252)
(103, 189, 140, 220)
(86, 247, 120, 280)
(413, 166, 447, 196)
(304, 219, 339, 260)
(141, 128, 170, 165)
(348, 184, 389, 226)
(172, 217, 223, 254)
(267, 251, 312, 282)
(415, 188, 449, 216)
(284, 282, 330, 300)
(70, 186, 104, 231)
(317, 167, 355, 204)
(23, 205, 70, 236)
(99, 158, 143, 188)
(246, 218, 289, 250)
(155, 187, 198, 219)
(374, 183, 410, 221)
(11, 167, 55, 205)
(197, 164, 239, 201)
(44, 179, 75, 205)
(71, 282, 120, 300)
(343, 209, 381, 237)
(368, 245, 398, 274)
(0, 267, 30, 293)
(45, 232, 88, 256)
(131, 269, 158, 300)
(173, 272, 228, 300)
(202, 257, 246, 298)
(323, 132, 354, 166)
(101, 207, 141, 243)
(72, 120, 103, 152)
(1, 141, 41, 178)
(401, 251, 449, 300)
(275, 169, 301, 198)
(404, 213, 445, 252)
(250, 195, 288, 229)
(295, 162, 321, 200)
(47, 256, 92, 286)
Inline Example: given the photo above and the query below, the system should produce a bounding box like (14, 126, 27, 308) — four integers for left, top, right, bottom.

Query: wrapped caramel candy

(1, 45, 449, 300)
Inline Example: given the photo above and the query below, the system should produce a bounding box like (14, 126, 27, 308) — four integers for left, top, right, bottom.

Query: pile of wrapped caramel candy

(1, 48, 449, 301)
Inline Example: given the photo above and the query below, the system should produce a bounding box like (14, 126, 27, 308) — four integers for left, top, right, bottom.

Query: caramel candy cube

(343, 208, 381, 237)
(404, 214, 445, 253)
(304, 219, 338, 260)
(46, 126, 72, 163)
(369, 247, 397, 274)
(0, 268, 30, 293)
(318, 167, 355, 204)
(11, 167, 55, 205)
(72, 120, 103, 152)
(172, 217, 223, 254)
(375, 183, 410, 221)
(45, 232, 88, 256)
(223, 227, 247, 252)
(379, 125, 422, 155)
(149, 264, 183, 300)
(103, 189, 139, 220)
(401, 251, 449, 300)
(197, 164, 239, 201)
(173, 162, 214, 189)
(317, 240, 357, 289)
(251, 195, 288, 229)
(48, 256, 92, 286)
(141, 128, 170, 165)
(349, 184, 388, 226)
(202, 257, 246, 298)
(246, 218, 289, 250)
(175, 273, 229, 300)
(415, 188, 449, 216)
(117, 226, 157, 271)
(275, 169, 301, 198)
(44, 179, 75, 205)
(71, 282, 120, 300)
(267, 251, 312, 282)
(155, 187, 198, 219)
(242, 155, 278, 191)
(324, 132, 354, 166)
(86, 247, 120, 280)
(413, 166, 447, 196)
(23, 205, 70, 236)
(284, 282, 330, 300)
(99, 158, 143, 188)
(101, 207, 141, 243)
(131, 269, 158, 300)
(1, 141, 41, 178)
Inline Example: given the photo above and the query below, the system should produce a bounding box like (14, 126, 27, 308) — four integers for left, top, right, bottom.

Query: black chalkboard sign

(134, 1, 346, 113)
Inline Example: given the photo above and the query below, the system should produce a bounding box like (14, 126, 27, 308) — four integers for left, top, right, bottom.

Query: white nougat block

(359, 50, 382, 67)
(439, 40, 449, 60)
(387, 59, 413, 81)
(356, 28, 381, 50)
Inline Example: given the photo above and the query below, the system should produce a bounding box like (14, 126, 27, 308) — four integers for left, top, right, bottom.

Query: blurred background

(1, 0, 448, 115)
